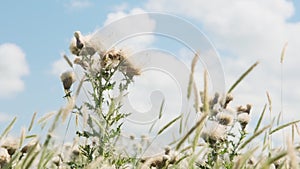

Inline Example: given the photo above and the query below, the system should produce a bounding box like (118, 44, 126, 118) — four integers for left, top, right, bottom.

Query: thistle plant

(64, 31, 140, 168)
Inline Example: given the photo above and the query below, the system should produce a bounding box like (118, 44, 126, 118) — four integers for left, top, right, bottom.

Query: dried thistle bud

(209, 93, 220, 108)
(101, 49, 141, 78)
(21, 139, 40, 154)
(1, 137, 19, 156)
(69, 38, 81, 56)
(0, 148, 10, 167)
(129, 135, 135, 140)
(74, 31, 84, 49)
(72, 148, 80, 157)
(147, 155, 170, 168)
(237, 113, 251, 130)
(223, 94, 234, 108)
(216, 112, 234, 126)
(60, 71, 76, 90)
(141, 135, 149, 145)
(164, 146, 171, 155)
(52, 155, 62, 167)
(237, 104, 252, 114)
(101, 49, 122, 69)
(70, 31, 97, 56)
(201, 121, 226, 144)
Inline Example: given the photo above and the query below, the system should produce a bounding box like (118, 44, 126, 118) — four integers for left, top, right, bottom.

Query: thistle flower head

(101, 49, 140, 78)
(1, 137, 19, 156)
(237, 104, 252, 114)
(0, 148, 10, 167)
(101, 49, 122, 69)
(69, 38, 81, 56)
(60, 71, 76, 90)
(216, 111, 234, 126)
(201, 121, 226, 144)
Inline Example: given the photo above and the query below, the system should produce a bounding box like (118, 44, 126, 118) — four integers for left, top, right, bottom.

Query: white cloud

(0, 43, 29, 98)
(146, 0, 300, 143)
(101, 8, 156, 51)
(146, 0, 300, 113)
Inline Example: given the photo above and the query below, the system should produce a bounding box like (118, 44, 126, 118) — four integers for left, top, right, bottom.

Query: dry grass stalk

(280, 42, 288, 64)
(187, 52, 199, 99)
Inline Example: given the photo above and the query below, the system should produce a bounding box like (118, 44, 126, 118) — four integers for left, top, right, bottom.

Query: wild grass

(0, 34, 299, 169)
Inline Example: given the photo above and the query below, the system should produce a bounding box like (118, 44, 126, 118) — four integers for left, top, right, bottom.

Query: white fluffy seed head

(216, 112, 234, 126)
(60, 71, 76, 90)
(237, 113, 251, 129)
(201, 121, 226, 143)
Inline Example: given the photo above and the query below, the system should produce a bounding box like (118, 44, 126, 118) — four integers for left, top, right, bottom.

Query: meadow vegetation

(0, 32, 299, 169)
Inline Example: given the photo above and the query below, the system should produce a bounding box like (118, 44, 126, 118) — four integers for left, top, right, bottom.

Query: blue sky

(1, 0, 300, 145)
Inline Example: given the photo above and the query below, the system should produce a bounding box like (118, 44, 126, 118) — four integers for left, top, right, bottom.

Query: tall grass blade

(277, 112, 283, 126)
(239, 125, 270, 150)
(28, 112, 37, 132)
(295, 124, 300, 136)
(280, 42, 288, 64)
(254, 104, 267, 133)
(193, 83, 200, 112)
(75, 75, 85, 97)
(233, 146, 259, 169)
(266, 92, 272, 112)
(227, 61, 259, 94)
(158, 99, 165, 119)
(270, 120, 300, 135)
(63, 54, 73, 68)
(0, 117, 17, 140)
(203, 70, 209, 114)
(25, 134, 38, 139)
(176, 113, 207, 150)
(148, 119, 157, 133)
(191, 70, 209, 151)
(19, 127, 26, 149)
(261, 151, 287, 169)
(157, 115, 181, 135)
(292, 124, 295, 144)
(179, 112, 184, 134)
(38, 111, 56, 129)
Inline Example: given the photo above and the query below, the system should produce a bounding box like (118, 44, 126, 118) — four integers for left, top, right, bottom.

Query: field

(0, 33, 299, 169)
